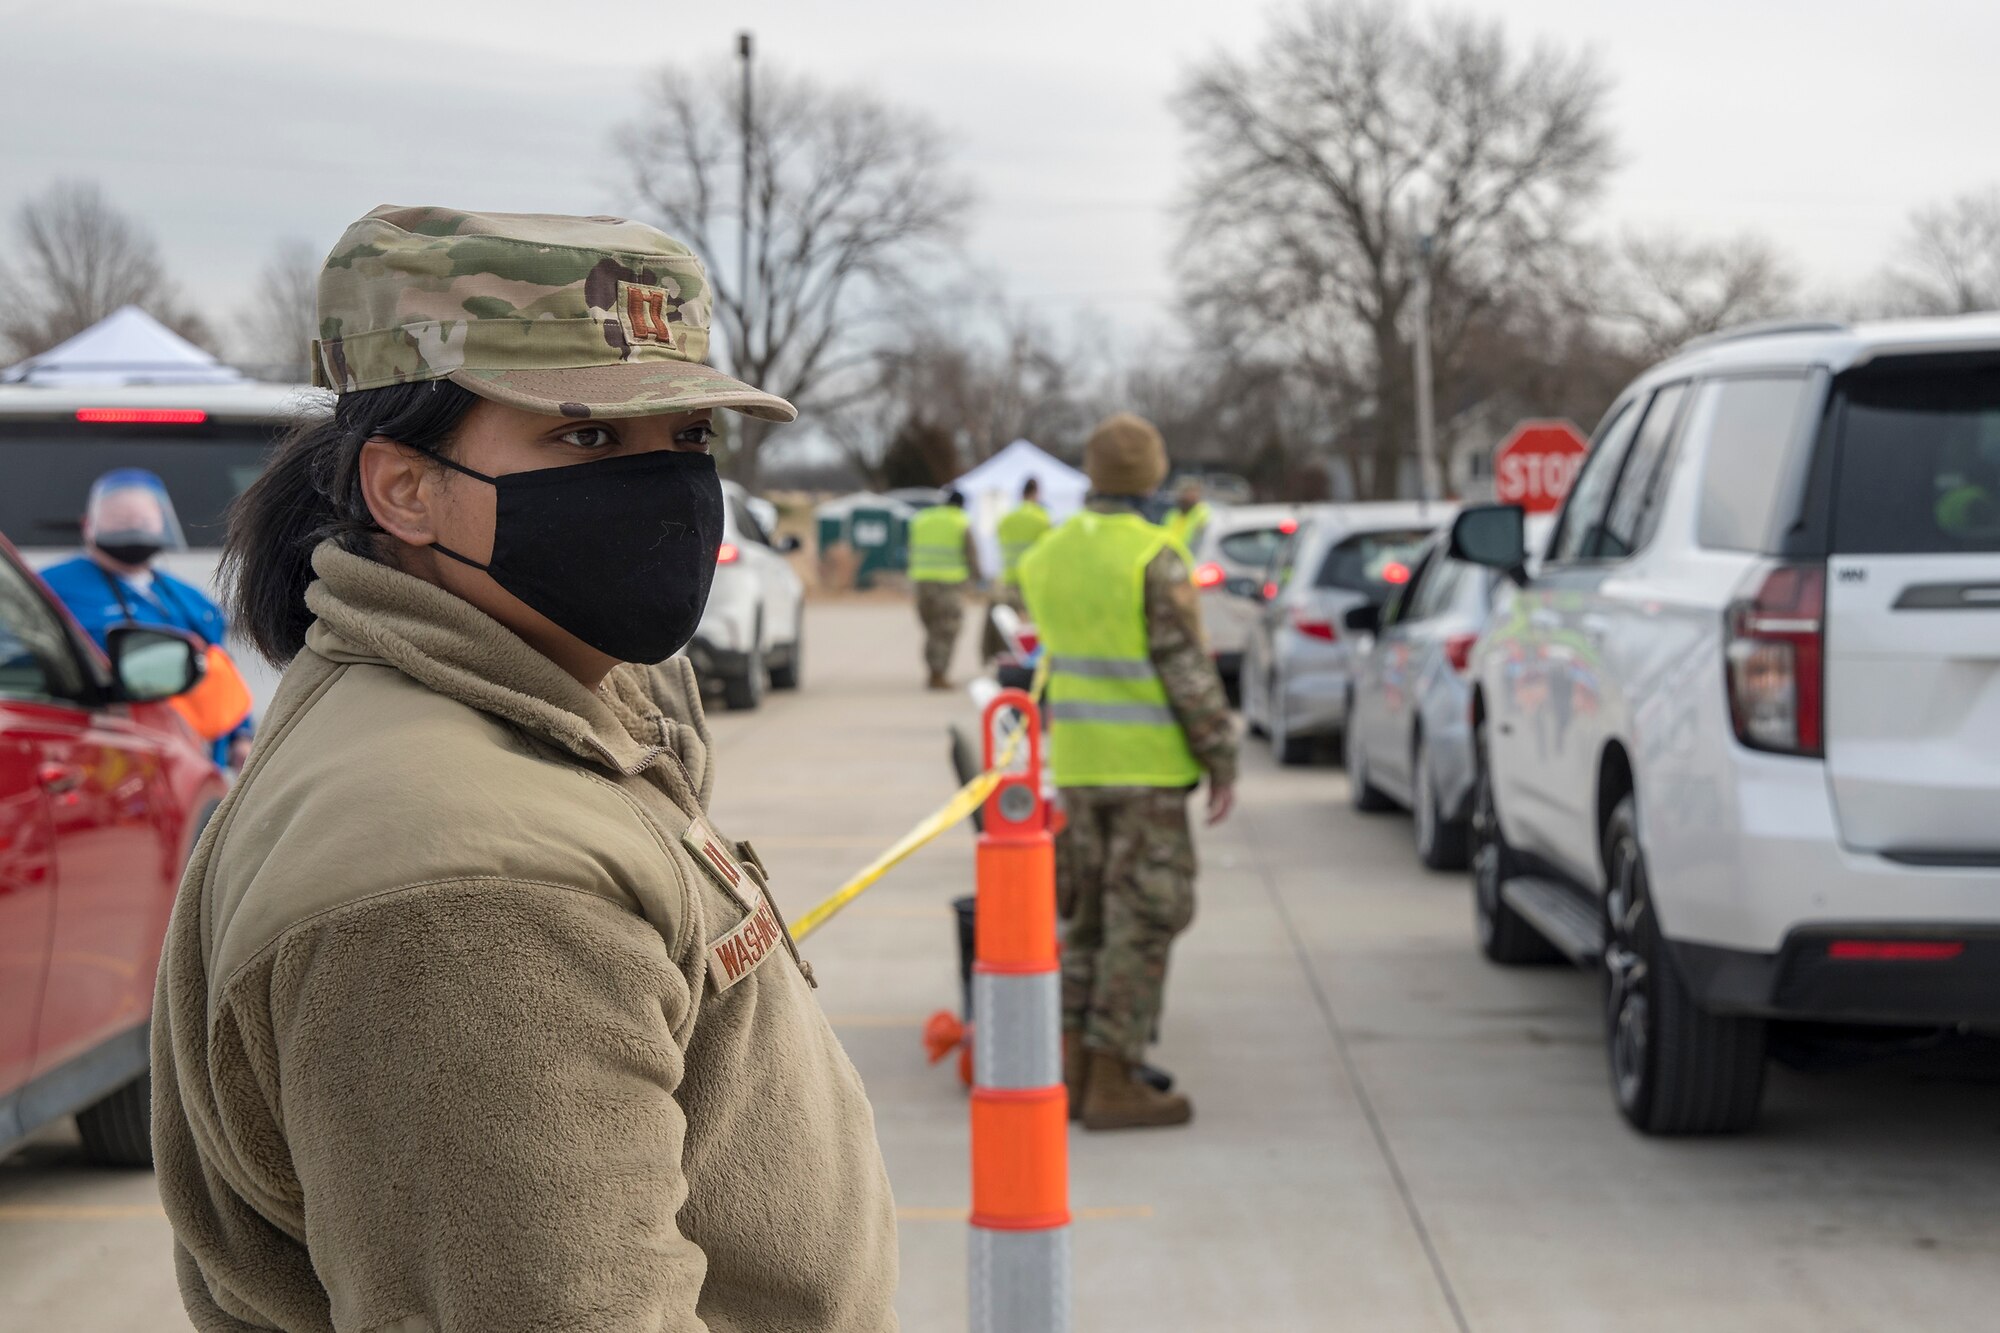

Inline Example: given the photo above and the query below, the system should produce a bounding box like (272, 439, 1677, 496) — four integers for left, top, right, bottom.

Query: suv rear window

(0, 420, 284, 547)
(1217, 527, 1286, 568)
(1832, 363, 2000, 555)
(1316, 528, 1430, 593)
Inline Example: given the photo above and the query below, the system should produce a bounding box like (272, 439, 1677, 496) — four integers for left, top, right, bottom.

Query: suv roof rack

(1675, 319, 1852, 354)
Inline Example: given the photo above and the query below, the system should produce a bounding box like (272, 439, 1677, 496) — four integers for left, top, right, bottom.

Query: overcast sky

(4, 0, 1997, 354)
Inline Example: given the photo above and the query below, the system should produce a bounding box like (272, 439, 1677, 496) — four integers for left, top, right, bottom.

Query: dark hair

(1022, 477, 1039, 498)
(946, 489, 966, 508)
(224, 380, 480, 666)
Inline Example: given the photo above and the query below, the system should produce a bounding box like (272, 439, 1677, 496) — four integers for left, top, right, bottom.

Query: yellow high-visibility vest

(907, 505, 971, 582)
(996, 501, 1051, 587)
(1163, 500, 1212, 550)
(1019, 511, 1201, 788)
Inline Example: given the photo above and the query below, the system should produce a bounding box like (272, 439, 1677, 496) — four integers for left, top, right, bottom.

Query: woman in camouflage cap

(152, 207, 899, 1332)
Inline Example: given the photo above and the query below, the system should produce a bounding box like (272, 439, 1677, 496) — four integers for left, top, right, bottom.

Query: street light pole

(1411, 230, 1437, 513)
(737, 31, 754, 367)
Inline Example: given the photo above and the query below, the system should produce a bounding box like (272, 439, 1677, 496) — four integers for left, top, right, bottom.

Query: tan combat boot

(927, 670, 950, 691)
(1064, 1030, 1086, 1121)
(1080, 1049, 1192, 1130)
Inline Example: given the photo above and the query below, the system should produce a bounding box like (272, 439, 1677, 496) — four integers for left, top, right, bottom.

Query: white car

(1187, 503, 1309, 695)
(682, 480, 805, 710)
(1454, 316, 2000, 1135)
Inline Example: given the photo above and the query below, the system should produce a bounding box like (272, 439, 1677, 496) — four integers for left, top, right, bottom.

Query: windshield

(0, 420, 285, 548)
(1832, 362, 2000, 554)
(1316, 527, 1431, 594)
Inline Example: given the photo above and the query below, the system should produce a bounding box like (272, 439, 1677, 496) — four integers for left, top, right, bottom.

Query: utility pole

(737, 31, 755, 370)
(1411, 229, 1438, 513)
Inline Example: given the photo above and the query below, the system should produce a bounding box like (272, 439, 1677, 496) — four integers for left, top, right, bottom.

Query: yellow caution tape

(790, 661, 1047, 944)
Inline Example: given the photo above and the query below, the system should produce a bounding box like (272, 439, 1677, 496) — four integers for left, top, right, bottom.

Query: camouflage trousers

(983, 582, 1027, 660)
(915, 582, 966, 675)
(1056, 786, 1197, 1061)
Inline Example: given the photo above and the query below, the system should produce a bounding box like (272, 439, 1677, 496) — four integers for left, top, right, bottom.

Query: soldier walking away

(908, 489, 979, 688)
(151, 206, 898, 1332)
(985, 476, 1050, 658)
(1163, 477, 1213, 551)
(1020, 413, 1237, 1130)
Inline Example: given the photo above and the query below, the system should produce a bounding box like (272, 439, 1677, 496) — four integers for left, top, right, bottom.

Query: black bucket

(952, 893, 977, 1018)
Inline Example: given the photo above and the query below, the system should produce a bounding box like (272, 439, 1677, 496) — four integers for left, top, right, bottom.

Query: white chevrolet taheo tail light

(1724, 562, 1825, 757)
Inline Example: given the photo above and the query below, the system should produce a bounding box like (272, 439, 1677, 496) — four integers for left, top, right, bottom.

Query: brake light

(1381, 561, 1411, 585)
(1262, 581, 1278, 601)
(1291, 610, 1336, 642)
(1444, 632, 1477, 675)
(1827, 940, 1964, 962)
(1194, 562, 1226, 589)
(1278, 517, 1299, 535)
(717, 542, 741, 565)
(1725, 563, 1824, 756)
(75, 407, 207, 424)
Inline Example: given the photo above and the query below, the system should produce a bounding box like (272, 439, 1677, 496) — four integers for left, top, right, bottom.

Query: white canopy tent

(0, 306, 248, 386)
(949, 439, 1090, 579)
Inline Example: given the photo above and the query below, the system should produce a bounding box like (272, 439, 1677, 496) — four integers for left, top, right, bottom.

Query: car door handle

(38, 763, 83, 796)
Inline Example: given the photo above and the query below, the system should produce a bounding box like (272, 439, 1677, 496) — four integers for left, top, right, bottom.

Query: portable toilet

(848, 505, 906, 588)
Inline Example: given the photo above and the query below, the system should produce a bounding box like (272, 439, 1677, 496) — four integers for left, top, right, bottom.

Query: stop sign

(1493, 420, 1588, 514)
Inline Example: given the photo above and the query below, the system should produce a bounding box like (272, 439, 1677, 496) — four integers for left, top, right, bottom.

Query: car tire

(75, 1071, 152, 1168)
(769, 613, 803, 691)
(1602, 795, 1767, 1136)
(1413, 734, 1470, 871)
(1471, 720, 1561, 965)
(1345, 706, 1393, 812)
(723, 625, 767, 711)
(1271, 674, 1312, 765)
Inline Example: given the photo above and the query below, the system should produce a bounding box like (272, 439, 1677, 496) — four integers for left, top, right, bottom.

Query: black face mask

(426, 448, 725, 665)
(95, 532, 164, 567)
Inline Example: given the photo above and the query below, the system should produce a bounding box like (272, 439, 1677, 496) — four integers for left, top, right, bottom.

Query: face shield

(85, 469, 188, 566)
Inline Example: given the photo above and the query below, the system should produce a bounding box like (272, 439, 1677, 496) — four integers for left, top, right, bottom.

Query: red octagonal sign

(1494, 420, 1588, 514)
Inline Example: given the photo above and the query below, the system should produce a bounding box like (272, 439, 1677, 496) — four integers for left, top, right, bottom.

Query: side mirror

(1448, 504, 1529, 582)
(778, 534, 803, 554)
(107, 625, 204, 703)
(1343, 603, 1381, 635)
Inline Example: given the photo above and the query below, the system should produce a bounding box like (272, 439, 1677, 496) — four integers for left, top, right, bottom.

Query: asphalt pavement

(4, 593, 1999, 1331)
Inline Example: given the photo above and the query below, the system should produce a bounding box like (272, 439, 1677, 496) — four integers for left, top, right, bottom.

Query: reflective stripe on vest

(1018, 511, 1201, 788)
(996, 502, 1051, 586)
(908, 506, 970, 582)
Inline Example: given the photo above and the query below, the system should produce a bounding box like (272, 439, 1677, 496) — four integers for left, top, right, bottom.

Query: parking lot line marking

(896, 1205, 1152, 1223)
(0, 1203, 167, 1222)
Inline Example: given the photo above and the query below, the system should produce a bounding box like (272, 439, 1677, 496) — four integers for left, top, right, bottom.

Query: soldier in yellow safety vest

(907, 490, 980, 689)
(983, 477, 1051, 658)
(1162, 478, 1212, 551)
(1019, 414, 1238, 1130)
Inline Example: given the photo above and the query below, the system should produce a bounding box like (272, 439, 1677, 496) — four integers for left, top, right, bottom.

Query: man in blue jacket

(40, 468, 252, 768)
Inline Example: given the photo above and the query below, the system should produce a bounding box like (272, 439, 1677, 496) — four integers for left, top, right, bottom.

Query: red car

(0, 534, 226, 1164)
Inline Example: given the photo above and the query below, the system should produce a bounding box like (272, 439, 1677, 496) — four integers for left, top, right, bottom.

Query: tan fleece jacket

(151, 542, 898, 1332)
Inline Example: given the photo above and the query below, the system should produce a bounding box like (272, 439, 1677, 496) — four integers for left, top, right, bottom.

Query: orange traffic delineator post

(967, 688, 1070, 1333)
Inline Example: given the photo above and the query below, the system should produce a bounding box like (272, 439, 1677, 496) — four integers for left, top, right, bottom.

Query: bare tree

(0, 179, 212, 359)
(1605, 229, 1800, 360)
(1874, 186, 2000, 316)
(1175, 0, 1614, 497)
(236, 238, 320, 382)
(613, 64, 971, 487)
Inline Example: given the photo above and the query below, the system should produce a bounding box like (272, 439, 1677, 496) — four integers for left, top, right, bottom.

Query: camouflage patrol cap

(1084, 413, 1169, 496)
(312, 205, 795, 422)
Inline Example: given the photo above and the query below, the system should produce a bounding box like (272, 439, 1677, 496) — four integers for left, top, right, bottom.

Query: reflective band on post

(971, 1228, 1071, 1333)
(1045, 701, 1179, 725)
(1049, 655, 1158, 681)
(969, 1086, 1070, 1229)
(976, 842, 1058, 969)
(972, 971, 1062, 1088)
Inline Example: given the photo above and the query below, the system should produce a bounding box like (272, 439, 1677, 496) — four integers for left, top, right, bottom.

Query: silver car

(1239, 505, 1442, 764)
(683, 481, 806, 710)
(1344, 515, 1554, 868)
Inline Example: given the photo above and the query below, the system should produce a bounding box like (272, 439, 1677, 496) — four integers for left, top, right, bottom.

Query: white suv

(1451, 316, 2000, 1135)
